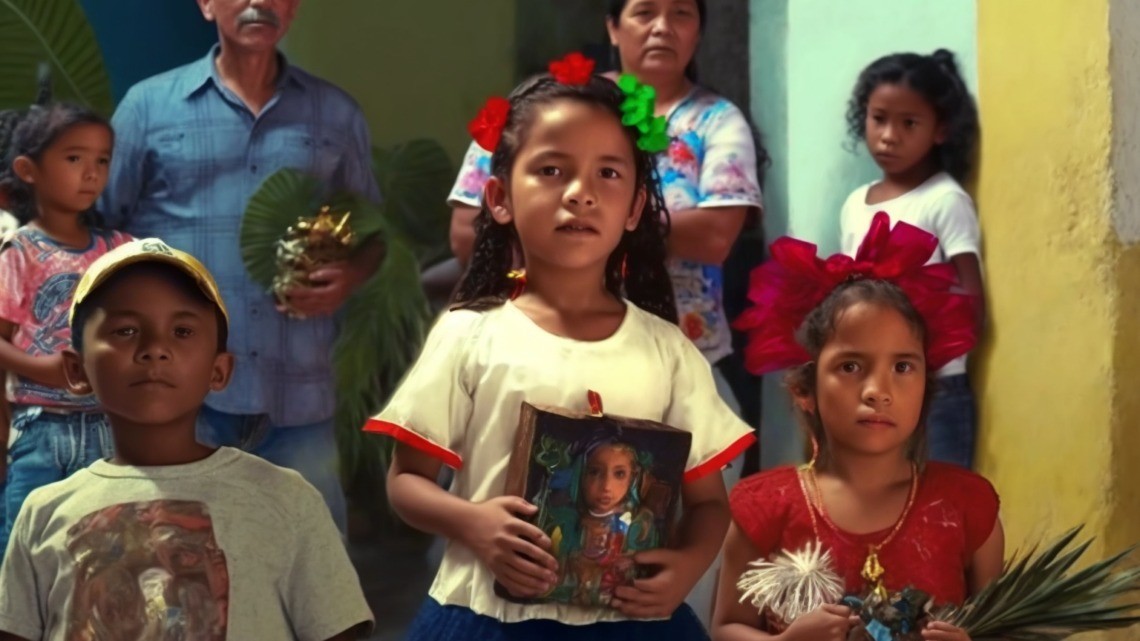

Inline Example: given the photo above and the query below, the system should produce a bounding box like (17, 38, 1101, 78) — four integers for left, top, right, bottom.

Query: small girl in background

(715, 214, 1003, 641)
(369, 63, 753, 640)
(839, 49, 983, 469)
(0, 103, 131, 559)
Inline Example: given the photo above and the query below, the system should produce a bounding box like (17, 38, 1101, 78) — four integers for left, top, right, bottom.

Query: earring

(507, 269, 526, 300)
(809, 435, 820, 467)
(620, 253, 629, 280)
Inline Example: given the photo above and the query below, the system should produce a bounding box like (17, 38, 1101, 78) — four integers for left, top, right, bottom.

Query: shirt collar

(182, 43, 308, 99)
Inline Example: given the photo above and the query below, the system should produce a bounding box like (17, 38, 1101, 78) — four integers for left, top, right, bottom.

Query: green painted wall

(750, 0, 977, 467)
(284, 1, 517, 163)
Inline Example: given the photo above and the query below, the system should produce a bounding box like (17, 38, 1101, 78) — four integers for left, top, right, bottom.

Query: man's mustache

(236, 7, 281, 28)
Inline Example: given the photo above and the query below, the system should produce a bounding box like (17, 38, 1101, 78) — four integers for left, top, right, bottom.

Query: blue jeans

(406, 598, 709, 641)
(2, 406, 113, 561)
(927, 374, 977, 468)
(196, 406, 346, 535)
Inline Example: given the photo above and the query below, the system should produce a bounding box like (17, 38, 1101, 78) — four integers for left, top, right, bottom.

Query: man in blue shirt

(101, 0, 383, 534)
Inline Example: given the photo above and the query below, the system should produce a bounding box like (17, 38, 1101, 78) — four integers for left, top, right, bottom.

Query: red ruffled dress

(730, 462, 1000, 608)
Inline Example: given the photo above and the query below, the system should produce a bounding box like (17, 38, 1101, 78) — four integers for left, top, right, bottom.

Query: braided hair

(451, 74, 677, 324)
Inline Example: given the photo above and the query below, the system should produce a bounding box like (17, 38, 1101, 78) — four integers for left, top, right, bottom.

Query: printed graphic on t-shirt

(65, 500, 229, 640)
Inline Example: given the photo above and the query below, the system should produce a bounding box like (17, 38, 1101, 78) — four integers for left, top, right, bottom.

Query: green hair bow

(617, 74, 670, 153)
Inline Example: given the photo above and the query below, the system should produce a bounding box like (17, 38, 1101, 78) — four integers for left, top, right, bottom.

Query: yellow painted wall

(283, 1, 517, 163)
(975, 5, 1140, 639)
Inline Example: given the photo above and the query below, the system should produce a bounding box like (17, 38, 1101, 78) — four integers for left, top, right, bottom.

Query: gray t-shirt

(0, 447, 373, 641)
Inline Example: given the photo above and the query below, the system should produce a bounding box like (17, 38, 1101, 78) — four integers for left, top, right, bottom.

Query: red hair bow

(468, 96, 510, 152)
(549, 52, 595, 85)
(732, 212, 978, 375)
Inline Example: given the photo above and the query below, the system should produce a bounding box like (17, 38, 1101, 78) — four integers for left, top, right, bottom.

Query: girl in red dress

(712, 213, 1005, 641)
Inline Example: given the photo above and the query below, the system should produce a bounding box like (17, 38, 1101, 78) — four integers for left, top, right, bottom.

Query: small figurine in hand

(272, 206, 355, 318)
(842, 587, 935, 641)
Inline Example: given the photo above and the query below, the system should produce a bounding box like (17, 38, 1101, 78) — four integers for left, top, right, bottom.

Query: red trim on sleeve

(683, 432, 756, 483)
(364, 419, 463, 470)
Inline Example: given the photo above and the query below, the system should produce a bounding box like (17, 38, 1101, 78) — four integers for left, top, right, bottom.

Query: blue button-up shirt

(101, 46, 381, 426)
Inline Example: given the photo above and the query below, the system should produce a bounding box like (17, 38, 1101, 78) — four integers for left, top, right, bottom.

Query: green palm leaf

(940, 527, 1140, 640)
(0, 0, 112, 113)
(241, 169, 430, 480)
(372, 139, 454, 265)
(241, 138, 453, 483)
(334, 240, 429, 476)
(239, 169, 324, 288)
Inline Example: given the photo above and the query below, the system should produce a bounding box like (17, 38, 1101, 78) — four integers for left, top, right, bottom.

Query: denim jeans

(927, 374, 977, 469)
(196, 405, 346, 535)
(1, 405, 113, 561)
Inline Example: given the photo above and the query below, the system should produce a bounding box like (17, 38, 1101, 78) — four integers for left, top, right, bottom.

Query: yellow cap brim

(69, 239, 229, 328)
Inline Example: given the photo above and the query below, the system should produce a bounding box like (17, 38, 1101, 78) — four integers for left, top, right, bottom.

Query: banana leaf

(940, 527, 1140, 640)
(0, 0, 112, 113)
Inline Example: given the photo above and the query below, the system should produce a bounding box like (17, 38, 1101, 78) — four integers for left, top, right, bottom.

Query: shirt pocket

(150, 127, 245, 206)
(276, 133, 346, 186)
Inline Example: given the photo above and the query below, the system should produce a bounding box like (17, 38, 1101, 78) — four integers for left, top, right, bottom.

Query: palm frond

(371, 139, 453, 266)
(241, 136, 452, 483)
(941, 527, 1140, 640)
(333, 240, 430, 477)
(239, 169, 325, 288)
(0, 0, 112, 113)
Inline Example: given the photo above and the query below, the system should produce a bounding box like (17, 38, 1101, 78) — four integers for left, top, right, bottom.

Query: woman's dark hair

(606, 0, 706, 82)
(0, 102, 112, 225)
(451, 74, 677, 323)
(785, 279, 937, 468)
(846, 49, 978, 182)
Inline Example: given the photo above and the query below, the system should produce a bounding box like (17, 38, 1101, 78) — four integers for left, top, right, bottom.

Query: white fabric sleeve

(446, 141, 493, 209)
(927, 190, 981, 259)
(664, 335, 755, 482)
(366, 310, 478, 469)
(283, 478, 374, 641)
(697, 103, 763, 210)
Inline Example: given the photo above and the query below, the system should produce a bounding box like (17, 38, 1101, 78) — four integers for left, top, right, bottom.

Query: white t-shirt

(0, 447, 373, 641)
(367, 301, 755, 625)
(839, 172, 981, 377)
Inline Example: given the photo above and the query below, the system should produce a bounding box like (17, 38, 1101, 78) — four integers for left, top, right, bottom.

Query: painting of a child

(517, 421, 688, 608)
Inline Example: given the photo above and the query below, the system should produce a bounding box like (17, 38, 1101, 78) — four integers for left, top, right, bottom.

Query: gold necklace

(798, 462, 920, 602)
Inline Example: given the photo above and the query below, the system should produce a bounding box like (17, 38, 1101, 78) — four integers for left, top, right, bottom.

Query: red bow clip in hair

(548, 52, 595, 86)
(466, 53, 595, 152)
(732, 212, 978, 375)
(468, 96, 510, 152)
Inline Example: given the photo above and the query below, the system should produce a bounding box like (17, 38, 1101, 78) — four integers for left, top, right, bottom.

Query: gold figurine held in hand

(272, 206, 355, 318)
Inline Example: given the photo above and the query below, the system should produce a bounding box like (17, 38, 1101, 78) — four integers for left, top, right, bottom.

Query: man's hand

(279, 262, 364, 318)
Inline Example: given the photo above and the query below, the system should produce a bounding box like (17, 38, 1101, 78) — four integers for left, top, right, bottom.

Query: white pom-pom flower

(736, 541, 844, 624)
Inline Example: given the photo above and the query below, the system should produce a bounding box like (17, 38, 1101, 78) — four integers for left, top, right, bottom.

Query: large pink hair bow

(732, 212, 978, 375)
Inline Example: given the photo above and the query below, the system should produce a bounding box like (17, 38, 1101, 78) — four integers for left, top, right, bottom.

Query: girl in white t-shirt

(366, 68, 753, 640)
(838, 49, 984, 469)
